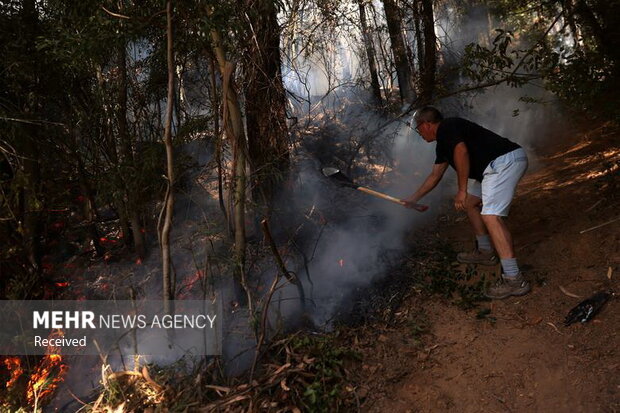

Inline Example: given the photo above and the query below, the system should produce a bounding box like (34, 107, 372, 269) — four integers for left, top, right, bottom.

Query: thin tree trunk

(20, 0, 43, 285)
(208, 57, 230, 234)
(117, 39, 146, 259)
(412, 1, 424, 71)
(75, 156, 104, 257)
(419, 0, 437, 105)
(161, 0, 176, 314)
(210, 27, 249, 306)
(357, 0, 383, 105)
(22, 134, 42, 282)
(382, 0, 414, 102)
(369, 2, 392, 92)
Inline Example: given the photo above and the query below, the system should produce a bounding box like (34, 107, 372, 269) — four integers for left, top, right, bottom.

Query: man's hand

(401, 198, 429, 212)
(454, 190, 467, 211)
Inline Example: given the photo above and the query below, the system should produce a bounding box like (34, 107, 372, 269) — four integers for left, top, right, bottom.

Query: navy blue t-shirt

(434, 117, 521, 182)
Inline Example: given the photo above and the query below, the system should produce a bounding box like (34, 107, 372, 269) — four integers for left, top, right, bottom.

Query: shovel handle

(356, 186, 404, 205)
(356, 187, 428, 211)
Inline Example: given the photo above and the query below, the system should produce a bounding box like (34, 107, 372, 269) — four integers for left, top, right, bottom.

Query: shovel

(322, 167, 428, 211)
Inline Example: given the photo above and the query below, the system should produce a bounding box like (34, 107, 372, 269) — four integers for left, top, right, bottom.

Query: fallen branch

(546, 322, 563, 335)
(101, 5, 131, 19)
(559, 285, 581, 299)
(585, 199, 604, 212)
(579, 216, 620, 234)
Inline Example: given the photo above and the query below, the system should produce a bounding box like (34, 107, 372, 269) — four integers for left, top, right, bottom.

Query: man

(402, 106, 530, 299)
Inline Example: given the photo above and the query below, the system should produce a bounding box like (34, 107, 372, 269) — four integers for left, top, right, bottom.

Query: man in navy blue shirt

(402, 106, 530, 299)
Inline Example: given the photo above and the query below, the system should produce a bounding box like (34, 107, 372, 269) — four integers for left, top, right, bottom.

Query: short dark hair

(414, 106, 443, 124)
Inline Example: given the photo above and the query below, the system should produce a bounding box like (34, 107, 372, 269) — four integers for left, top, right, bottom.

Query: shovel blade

(321, 167, 358, 188)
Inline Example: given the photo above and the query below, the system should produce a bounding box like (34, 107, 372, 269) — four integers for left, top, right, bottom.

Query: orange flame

(26, 330, 68, 404)
(178, 270, 204, 298)
(3, 357, 23, 388)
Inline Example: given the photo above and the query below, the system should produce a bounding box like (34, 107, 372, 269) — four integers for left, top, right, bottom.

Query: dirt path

(356, 123, 620, 412)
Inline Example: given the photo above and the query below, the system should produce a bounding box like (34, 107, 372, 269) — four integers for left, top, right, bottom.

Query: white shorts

(468, 148, 528, 216)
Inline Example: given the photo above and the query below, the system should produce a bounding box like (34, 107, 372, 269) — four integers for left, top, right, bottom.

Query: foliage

(408, 239, 490, 310)
(461, 29, 535, 86)
(542, 48, 617, 117)
(473, 0, 620, 119)
(290, 334, 360, 411)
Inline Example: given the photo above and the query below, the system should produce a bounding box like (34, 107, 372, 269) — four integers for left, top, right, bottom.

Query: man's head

(413, 106, 443, 142)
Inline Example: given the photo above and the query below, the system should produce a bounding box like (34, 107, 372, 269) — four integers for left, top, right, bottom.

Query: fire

(3, 357, 23, 388)
(26, 330, 68, 405)
(178, 270, 204, 298)
(55, 282, 69, 288)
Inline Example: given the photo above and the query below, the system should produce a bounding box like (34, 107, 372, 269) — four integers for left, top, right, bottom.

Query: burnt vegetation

(0, 0, 619, 411)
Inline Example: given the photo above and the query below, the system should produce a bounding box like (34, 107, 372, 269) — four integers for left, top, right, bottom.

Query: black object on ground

(564, 290, 613, 326)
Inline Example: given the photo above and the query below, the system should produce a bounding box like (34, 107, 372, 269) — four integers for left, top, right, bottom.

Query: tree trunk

(22, 133, 43, 282)
(20, 0, 43, 284)
(75, 155, 104, 257)
(244, 0, 290, 211)
(117, 38, 146, 259)
(161, 0, 176, 314)
(382, 0, 414, 102)
(412, 1, 424, 70)
(574, 0, 619, 64)
(357, 0, 383, 105)
(419, 0, 437, 105)
(208, 57, 230, 234)
(210, 24, 249, 305)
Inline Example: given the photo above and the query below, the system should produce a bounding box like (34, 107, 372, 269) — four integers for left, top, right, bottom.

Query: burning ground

(0, 91, 442, 410)
(2, 102, 618, 411)
(150, 110, 619, 412)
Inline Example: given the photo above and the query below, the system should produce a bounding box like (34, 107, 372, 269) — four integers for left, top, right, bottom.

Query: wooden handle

(357, 186, 406, 205)
(357, 186, 428, 211)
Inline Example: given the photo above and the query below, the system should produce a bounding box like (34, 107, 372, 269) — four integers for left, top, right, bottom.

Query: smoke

(263, 89, 448, 327)
(50, 4, 575, 407)
(273, 0, 572, 329)
(437, 4, 570, 168)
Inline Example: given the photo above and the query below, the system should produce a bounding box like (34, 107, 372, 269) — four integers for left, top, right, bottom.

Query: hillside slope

(357, 122, 620, 412)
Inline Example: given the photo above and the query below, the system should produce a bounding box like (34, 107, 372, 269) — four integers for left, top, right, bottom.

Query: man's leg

(466, 195, 487, 236)
(456, 190, 497, 265)
(480, 215, 513, 258)
(480, 149, 529, 298)
(483, 214, 529, 298)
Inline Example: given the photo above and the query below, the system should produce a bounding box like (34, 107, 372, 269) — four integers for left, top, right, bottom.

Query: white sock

(476, 234, 493, 252)
(501, 258, 520, 278)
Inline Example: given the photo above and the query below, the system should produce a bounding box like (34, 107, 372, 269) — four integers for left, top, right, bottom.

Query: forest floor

(349, 121, 620, 412)
(39, 120, 619, 413)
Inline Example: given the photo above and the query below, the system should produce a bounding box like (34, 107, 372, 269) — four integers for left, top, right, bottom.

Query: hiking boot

(485, 274, 531, 300)
(457, 248, 498, 266)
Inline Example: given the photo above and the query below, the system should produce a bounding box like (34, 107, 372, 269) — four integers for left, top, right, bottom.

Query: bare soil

(352, 122, 620, 412)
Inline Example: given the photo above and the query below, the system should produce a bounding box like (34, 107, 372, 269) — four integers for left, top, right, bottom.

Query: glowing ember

(338, 259, 345, 267)
(55, 282, 69, 288)
(3, 357, 23, 388)
(178, 270, 204, 298)
(26, 330, 68, 405)
(135, 258, 143, 265)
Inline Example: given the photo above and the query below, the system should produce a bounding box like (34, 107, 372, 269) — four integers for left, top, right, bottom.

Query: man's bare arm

(402, 162, 449, 207)
(453, 142, 469, 210)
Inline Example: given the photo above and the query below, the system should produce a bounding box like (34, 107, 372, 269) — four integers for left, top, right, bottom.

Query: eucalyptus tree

(382, 0, 415, 102)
